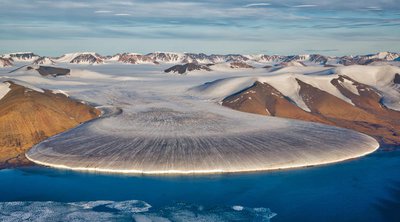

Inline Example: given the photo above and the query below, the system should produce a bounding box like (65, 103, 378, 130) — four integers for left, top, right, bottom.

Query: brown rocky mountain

(223, 81, 329, 124)
(0, 81, 100, 168)
(223, 75, 400, 145)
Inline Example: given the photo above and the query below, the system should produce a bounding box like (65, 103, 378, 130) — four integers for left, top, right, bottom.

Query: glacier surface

(26, 97, 379, 174)
(0, 62, 381, 174)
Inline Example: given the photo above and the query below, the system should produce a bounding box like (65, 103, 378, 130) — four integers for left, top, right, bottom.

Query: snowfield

(0, 82, 11, 100)
(193, 65, 400, 111)
(1, 57, 396, 174)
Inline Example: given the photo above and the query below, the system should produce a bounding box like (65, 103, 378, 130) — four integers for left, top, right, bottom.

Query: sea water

(0, 149, 399, 222)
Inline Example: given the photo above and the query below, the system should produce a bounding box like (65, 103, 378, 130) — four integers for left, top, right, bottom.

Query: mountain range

(1, 51, 399, 68)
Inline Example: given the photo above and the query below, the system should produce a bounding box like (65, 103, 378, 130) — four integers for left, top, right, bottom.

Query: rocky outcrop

(222, 77, 400, 145)
(164, 63, 212, 74)
(284, 54, 328, 65)
(0, 82, 100, 168)
(146, 52, 184, 63)
(394, 73, 400, 84)
(0, 58, 13, 68)
(230, 62, 254, 69)
(118, 53, 158, 64)
(28, 66, 70, 77)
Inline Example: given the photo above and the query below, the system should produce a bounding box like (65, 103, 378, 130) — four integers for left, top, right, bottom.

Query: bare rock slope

(223, 75, 400, 145)
(164, 63, 212, 74)
(0, 81, 100, 168)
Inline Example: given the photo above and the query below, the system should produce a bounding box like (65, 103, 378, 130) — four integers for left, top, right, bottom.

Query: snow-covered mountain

(32, 57, 55, 65)
(118, 53, 158, 64)
(0, 58, 13, 68)
(55, 52, 104, 64)
(146, 52, 186, 63)
(1, 52, 39, 62)
(1, 51, 399, 68)
(249, 54, 285, 63)
(365, 52, 400, 61)
(279, 60, 306, 67)
(283, 54, 328, 65)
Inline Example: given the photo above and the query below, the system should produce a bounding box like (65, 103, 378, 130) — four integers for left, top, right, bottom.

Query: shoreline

(0, 154, 34, 170)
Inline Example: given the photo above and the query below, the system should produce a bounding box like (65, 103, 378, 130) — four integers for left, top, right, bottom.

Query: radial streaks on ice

(26, 96, 379, 174)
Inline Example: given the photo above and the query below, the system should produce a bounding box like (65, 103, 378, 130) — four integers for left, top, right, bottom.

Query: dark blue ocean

(1, 149, 399, 222)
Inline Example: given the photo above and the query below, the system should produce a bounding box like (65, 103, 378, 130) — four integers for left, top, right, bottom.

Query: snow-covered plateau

(1, 51, 398, 174)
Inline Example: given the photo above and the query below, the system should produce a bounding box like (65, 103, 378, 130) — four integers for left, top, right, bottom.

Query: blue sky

(0, 0, 399, 56)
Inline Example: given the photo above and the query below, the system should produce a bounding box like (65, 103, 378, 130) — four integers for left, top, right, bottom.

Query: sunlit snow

(5, 63, 381, 174)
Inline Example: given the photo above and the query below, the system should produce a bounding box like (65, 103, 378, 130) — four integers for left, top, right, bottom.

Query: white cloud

(292, 5, 318, 8)
(94, 10, 113, 14)
(365, 6, 382, 11)
(114, 13, 131, 16)
(244, 3, 271, 8)
(38, 1, 91, 9)
(0, 0, 399, 56)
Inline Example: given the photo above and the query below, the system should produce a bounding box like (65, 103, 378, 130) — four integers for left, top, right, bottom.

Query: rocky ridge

(0, 81, 100, 168)
(222, 73, 400, 145)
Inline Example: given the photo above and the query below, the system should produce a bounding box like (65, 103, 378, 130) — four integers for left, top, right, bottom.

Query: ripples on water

(0, 200, 276, 222)
(1, 149, 400, 222)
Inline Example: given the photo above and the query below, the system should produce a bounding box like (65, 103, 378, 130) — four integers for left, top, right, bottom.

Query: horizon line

(1, 50, 399, 58)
